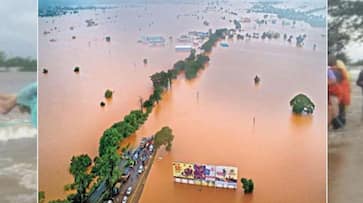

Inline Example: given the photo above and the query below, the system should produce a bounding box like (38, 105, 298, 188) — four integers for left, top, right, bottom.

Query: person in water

(328, 55, 350, 129)
(0, 83, 37, 127)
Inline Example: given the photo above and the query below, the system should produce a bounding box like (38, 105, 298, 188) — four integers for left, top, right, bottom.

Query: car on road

(126, 186, 132, 196)
(112, 182, 122, 196)
(149, 145, 154, 152)
(138, 165, 144, 174)
(122, 195, 128, 203)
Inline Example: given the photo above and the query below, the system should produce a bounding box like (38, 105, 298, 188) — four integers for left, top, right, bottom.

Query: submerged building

(175, 45, 193, 52)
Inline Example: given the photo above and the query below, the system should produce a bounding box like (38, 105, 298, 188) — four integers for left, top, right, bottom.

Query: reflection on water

(289, 114, 313, 129)
(39, 1, 326, 202)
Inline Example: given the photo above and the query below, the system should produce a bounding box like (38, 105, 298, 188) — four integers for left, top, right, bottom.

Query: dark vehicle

(112, 182, 122, 197)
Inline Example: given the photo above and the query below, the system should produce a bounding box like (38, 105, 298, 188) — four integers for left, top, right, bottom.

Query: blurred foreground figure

(0, 82, 37, 127)
(328, 55, 351, 129)
(357, 69, 363, 120)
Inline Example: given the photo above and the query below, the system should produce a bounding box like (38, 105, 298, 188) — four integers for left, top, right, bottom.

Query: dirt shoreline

(328, 70, 363, 202)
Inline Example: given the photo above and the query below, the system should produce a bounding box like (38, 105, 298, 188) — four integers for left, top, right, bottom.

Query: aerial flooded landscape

(38, 0, 326, 202)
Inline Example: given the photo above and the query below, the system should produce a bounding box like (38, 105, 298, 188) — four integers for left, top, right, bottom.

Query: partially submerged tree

(39, 191, 45, 203)
(66, 154, 94, 203)
(74, 66, 80, 73)
(154, 126, 175, 151)
(105, 89, 113, 99)
(241, 178, 254, 193)
(289, 94, 315, 114)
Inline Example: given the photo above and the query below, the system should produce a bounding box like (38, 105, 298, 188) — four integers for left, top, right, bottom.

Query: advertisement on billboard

(173, 162, 237, 189)
(215, 166, 238, 189)
(172, 162, 194, 179)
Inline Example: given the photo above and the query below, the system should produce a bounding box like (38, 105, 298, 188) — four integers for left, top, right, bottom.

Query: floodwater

(0, 72, 37, 203)
(39, 1, 326, 202)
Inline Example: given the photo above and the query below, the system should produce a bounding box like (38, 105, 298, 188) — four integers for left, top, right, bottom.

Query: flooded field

(39, 1, 326, 202)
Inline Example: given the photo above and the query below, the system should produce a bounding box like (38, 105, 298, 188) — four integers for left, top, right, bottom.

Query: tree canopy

(67, 154, 93, 203)
(328, 0, 363, 62)
(241, 178, 254, 193)
(154, 126, 175, 151)
(289, 94, 315, 114)
(0, 51, 36, 71)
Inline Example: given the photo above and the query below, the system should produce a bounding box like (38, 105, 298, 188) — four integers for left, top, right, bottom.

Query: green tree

(154, 126, 175, 151)
(67, 154, 94, 203)
(93, 150, 121, 189)
(38, 191, 45, 203)
(241, 178, 254, 193)
(105, 89, 113, 99)
(328, 0, 363, 62)
(99, 128, 121, 157)
(289, 94, 315, 114)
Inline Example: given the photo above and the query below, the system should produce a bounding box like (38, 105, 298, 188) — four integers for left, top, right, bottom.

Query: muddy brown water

(39, 2, 326, 202)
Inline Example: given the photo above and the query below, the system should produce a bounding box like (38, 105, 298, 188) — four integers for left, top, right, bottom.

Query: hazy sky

(0, 0, 37, 58)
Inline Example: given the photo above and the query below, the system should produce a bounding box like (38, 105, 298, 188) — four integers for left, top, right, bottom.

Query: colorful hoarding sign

(172, 162, 194, 179)
(215, 166, 238, 189)
(173, 162, 237, 189)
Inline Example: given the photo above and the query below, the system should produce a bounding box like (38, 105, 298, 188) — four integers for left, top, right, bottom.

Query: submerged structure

(172, 162, 238, 189)
(254, 75, 260, 84)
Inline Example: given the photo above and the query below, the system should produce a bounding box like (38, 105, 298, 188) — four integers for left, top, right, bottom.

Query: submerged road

(329, 77, 363, 202)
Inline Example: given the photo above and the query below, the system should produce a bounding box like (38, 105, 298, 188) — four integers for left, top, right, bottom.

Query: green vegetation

(201, 28, 227, 52)
(289, 94, 315, 114)
(0, 51, 36, 71)
(241, 178, 254, 193)
(154, 126, 175, 151)
(74, 66, 80, 73)
(104, 89, 113, 99)
(184, 53, 209, 79)
(39, 191, 45, 203)
(65, 155, 94, 203)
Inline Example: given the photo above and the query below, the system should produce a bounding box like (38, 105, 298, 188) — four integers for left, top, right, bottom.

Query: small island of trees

(104, 89, 113, 99)
(74, 66, 80, 73)
(154, 126, 174, 151)
(241, 178, 254, 193)
(290, 93, 315, 114)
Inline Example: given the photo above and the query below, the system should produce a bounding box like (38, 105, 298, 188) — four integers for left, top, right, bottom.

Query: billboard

(173, 162, 237, 189)
(215, 166, 238, 189)
(172, 162, 194, 179)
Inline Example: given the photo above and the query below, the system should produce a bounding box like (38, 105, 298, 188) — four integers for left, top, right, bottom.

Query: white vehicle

(126, 186, 132, 196)
(149, 145, 154, 152)
(122, 196, 128, 203)
(138, 165, 144, 174)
